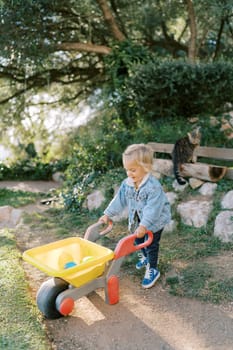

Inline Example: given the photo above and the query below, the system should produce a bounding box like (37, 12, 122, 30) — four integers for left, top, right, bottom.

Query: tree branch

(178, 19, 189, 42)
(226, 16, 233, 36)
(96, 0, 126, 41)
(0, 63, 102, 105)
(109, 0, 128, 38)
(213, 17, 225, 60)
(56, 42, 111, 55)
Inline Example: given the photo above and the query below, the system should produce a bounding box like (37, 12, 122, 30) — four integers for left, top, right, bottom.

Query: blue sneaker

(135, 253, 148, 270)
(142, 264, 160, 289)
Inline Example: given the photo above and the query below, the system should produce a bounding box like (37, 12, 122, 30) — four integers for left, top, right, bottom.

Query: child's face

(123, 158, 147, 187)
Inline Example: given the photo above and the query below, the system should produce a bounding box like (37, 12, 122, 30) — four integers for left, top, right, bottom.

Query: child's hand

(135, 225, 147, 238)
(98, 215, 109, 225)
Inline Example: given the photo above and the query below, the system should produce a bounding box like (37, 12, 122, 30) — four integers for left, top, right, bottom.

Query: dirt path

(5, 181, 233, 350)
(0, 180, 60, 193)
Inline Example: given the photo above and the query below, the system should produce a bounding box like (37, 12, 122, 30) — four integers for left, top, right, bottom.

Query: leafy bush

(116, 59, 233, 122)
(104, 40, 153, 90)
(61, 113, 130, 211)
(104, 40, 153, 128)
(0, 159, 68, 180)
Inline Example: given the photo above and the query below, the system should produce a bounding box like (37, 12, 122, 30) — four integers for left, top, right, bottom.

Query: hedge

(120, 59, 233, 121)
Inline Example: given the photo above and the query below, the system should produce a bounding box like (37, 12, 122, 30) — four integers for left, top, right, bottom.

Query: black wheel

(36, 277, 69, 319)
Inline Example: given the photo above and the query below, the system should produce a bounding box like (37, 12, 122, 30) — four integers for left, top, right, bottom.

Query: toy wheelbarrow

(22, 222, 153, 319)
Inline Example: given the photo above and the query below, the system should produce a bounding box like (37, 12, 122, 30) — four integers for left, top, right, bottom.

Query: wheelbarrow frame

(23, 222, 153, 319)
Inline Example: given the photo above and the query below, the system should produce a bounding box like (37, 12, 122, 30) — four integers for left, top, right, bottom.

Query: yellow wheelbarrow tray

(23, 236, 114, 288)
(22, 222, 153, 319)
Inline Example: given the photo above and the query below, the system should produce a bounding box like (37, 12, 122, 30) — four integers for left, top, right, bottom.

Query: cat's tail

(173, 161, 187, 185)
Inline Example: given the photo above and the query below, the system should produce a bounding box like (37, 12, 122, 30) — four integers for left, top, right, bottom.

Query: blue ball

(64, 261, 77, 269)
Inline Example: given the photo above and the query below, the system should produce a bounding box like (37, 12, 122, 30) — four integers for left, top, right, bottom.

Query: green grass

(22, 197, 233, 305)
(22, 207, 96, 238)
(0, 228, 51, 350)
(160, 177, 233, 303)
(162, 235, 233, 304)
(166, 262, 233, 304)
(1, 110, 232, 349)
(0, 188, 40, 208)
(0, 182, 231, 350)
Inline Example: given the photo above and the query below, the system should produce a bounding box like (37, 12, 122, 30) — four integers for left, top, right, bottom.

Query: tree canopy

(0, 0, 232, 127)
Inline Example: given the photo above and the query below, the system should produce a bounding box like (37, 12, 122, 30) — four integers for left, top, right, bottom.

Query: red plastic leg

(107, 275, 119, 305)
(58, 297, 75, 316)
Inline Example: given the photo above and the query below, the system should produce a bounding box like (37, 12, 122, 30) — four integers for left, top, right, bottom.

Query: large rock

(198, 182, 217, 196)
(214, 211, 233, 242)
(172, 180, 189, 191)
(177, 199, 213, 228)
(85, 186, 128, 221)
(0, 206, 23, 228)
(52, 172, 64, 183)
(11, 209, 23, 226)
(163, 219, 177, 233)
(166, 192, 178, 206)
(221, 190, 233, 209)
(86, 190, 105, 210)
(0, 206, 12, 222)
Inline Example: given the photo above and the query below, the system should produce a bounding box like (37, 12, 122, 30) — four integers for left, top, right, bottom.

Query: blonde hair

(123, 143, 154, 172)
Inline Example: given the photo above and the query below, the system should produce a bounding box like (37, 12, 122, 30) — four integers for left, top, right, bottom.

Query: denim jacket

(104, 173, 171, 233)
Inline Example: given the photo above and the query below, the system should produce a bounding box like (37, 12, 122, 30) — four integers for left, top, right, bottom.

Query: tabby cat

(171, 127, 201, 185)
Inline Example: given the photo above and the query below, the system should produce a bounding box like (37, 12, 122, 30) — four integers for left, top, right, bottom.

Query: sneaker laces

(144, 264, 153, 279)
(138, 252, 146, 263)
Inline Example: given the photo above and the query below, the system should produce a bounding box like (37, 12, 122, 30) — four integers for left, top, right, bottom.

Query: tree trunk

(185, 0, 197, 63)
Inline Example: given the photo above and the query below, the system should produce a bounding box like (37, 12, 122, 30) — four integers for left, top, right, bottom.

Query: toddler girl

(99, 143, 171, 288)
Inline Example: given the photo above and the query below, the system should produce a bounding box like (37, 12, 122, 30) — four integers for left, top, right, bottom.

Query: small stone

(189, 178, 204, 189)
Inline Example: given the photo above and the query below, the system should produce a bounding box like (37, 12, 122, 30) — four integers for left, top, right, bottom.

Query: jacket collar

(126, 173, 150, 189)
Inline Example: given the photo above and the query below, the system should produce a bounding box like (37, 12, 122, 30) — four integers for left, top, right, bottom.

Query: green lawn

(0, 188, 40, 208)
(0, 228, 51, 350)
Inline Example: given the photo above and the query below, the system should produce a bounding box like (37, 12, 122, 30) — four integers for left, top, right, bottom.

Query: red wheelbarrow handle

(114, 231, 153, 260)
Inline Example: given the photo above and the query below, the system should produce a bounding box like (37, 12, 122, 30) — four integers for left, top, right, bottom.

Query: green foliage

(59, 107, 233, 212)
(61, 113, 130, 211)
(118, 59, 233, 123)
(0, 159, 67, 180)
(0, 228, 50, 349)
(0, 0, 233, 147)
(198, 114, 233, 148)
(104, 40, 153, 89)
(103, 41, 153, 128)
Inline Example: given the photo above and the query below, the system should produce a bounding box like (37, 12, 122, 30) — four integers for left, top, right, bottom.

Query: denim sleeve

(140, 186, 170, 230)
(104, 181, 127, 218)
